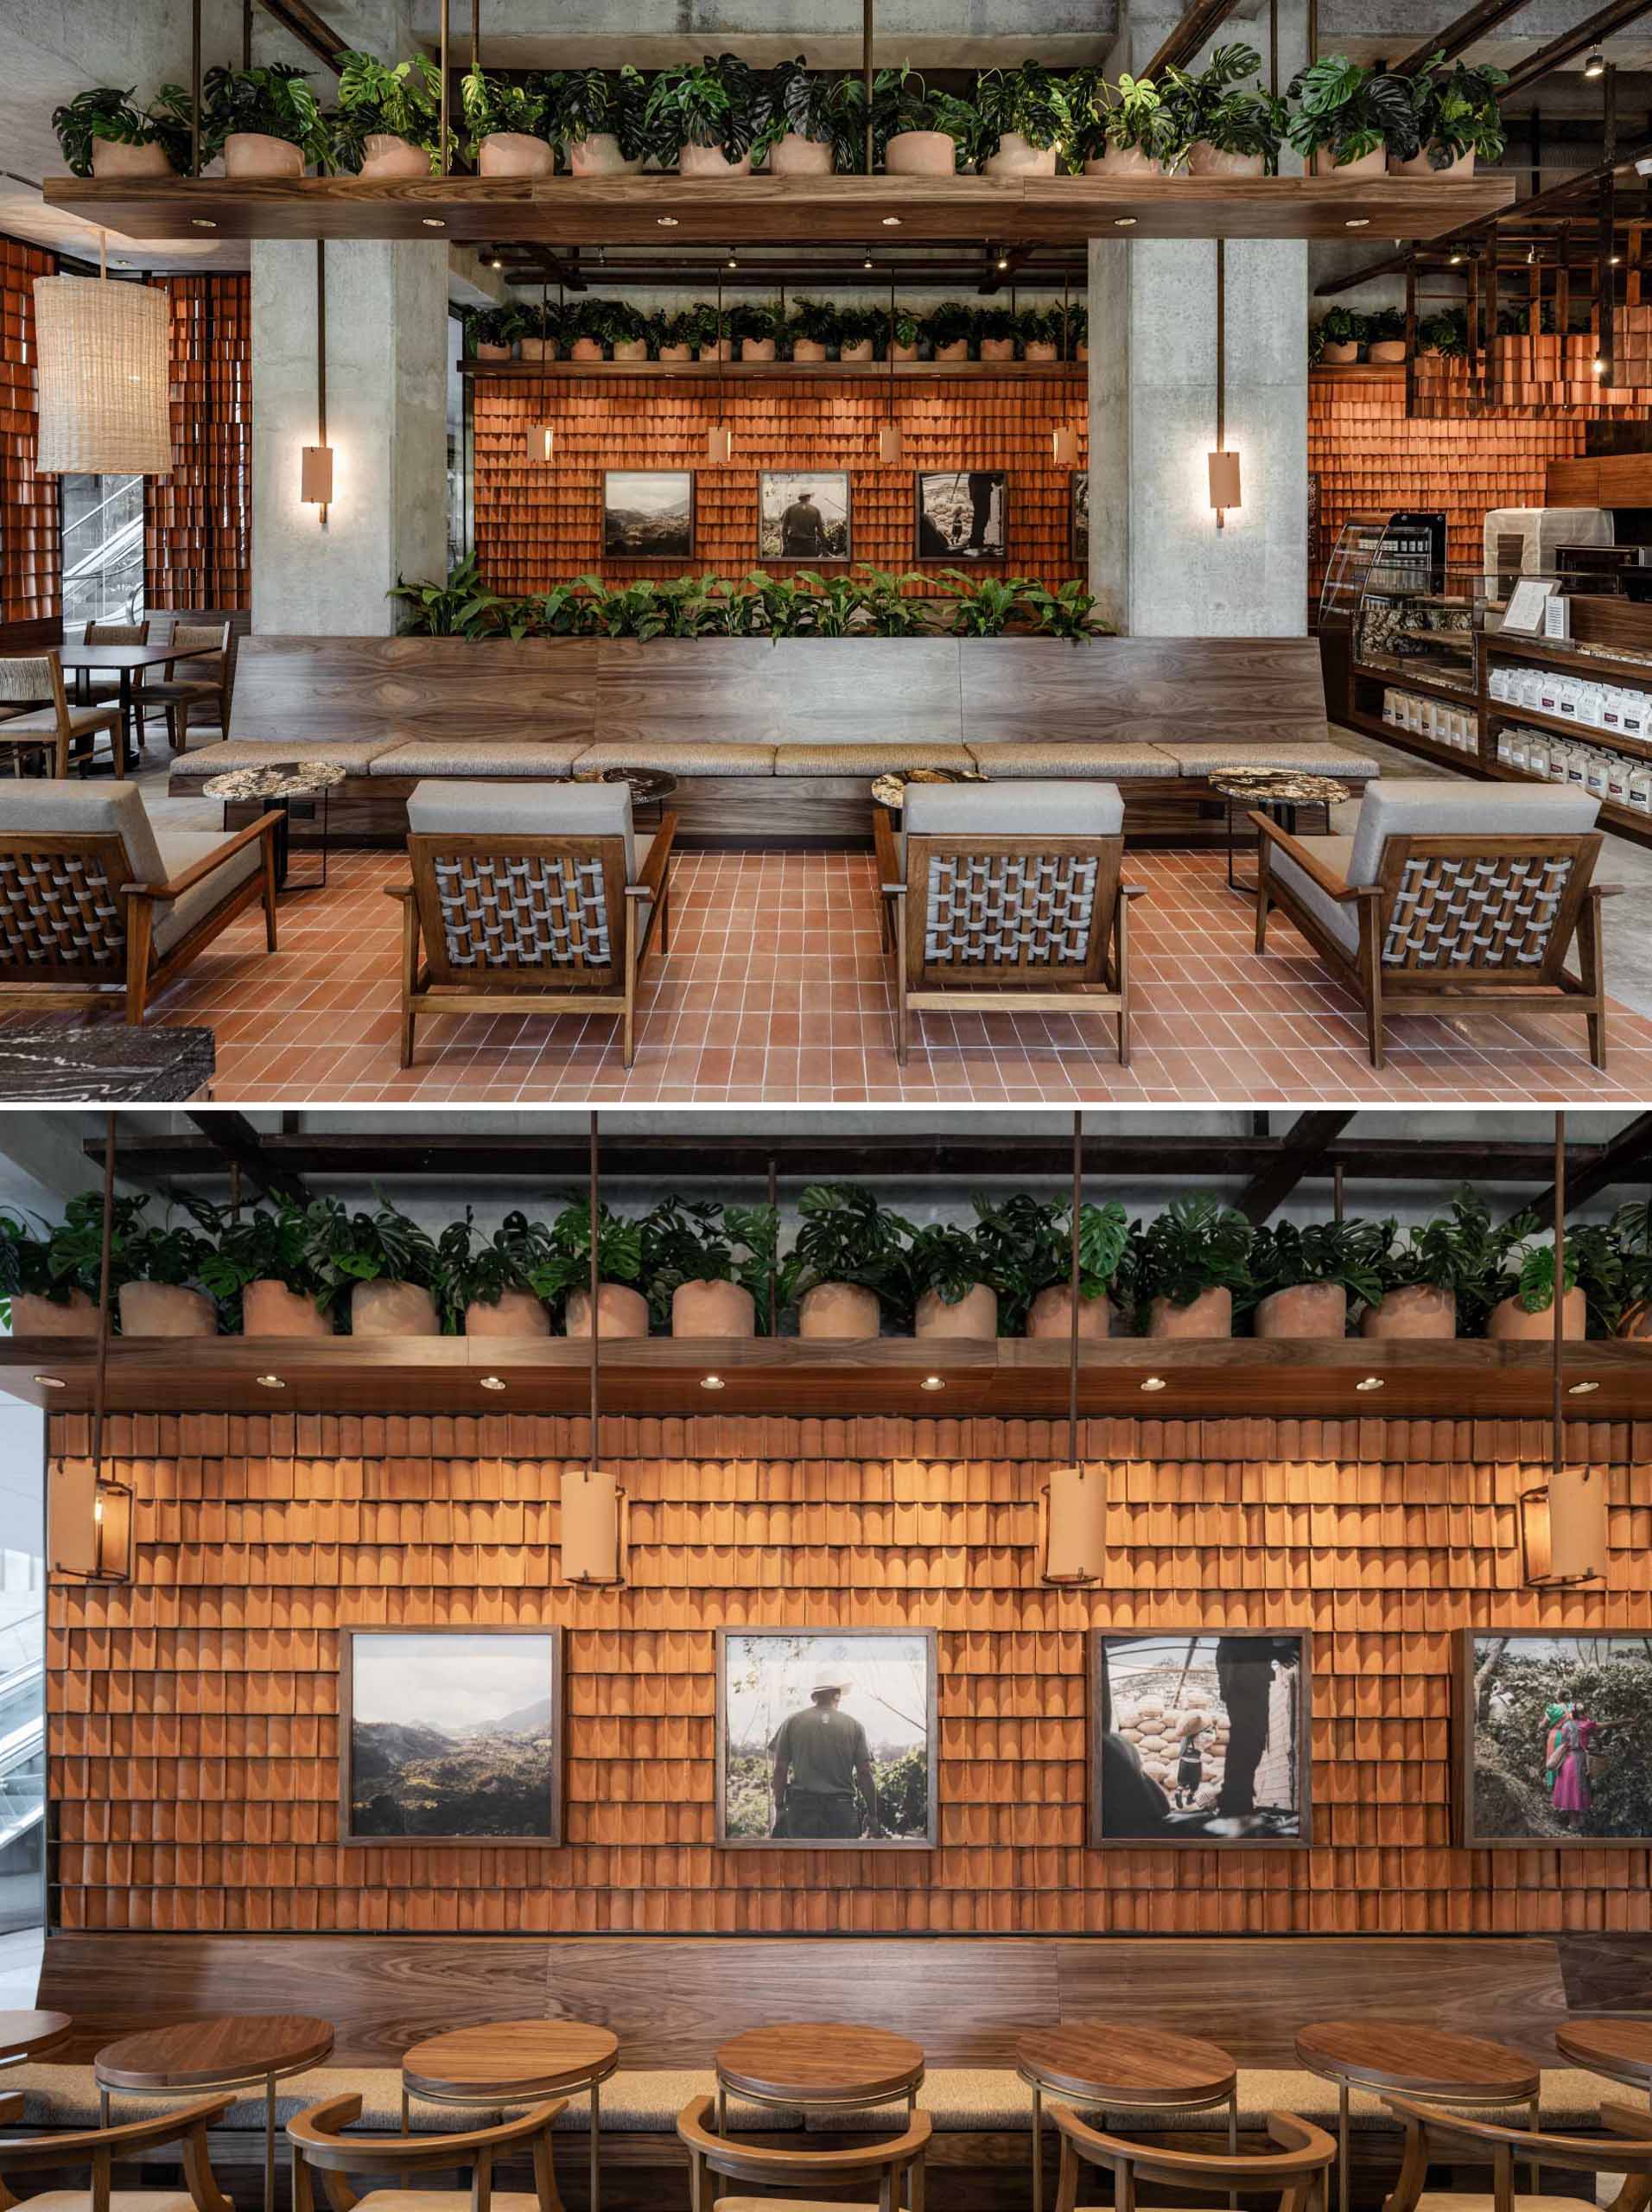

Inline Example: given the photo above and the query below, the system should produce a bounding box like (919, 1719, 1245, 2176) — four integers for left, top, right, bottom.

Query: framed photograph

(340, 1625, 563, 1845)
(1070, 469, 1089, 565)
(1454, 1630, 1652, 1847)
(757, 470, 852, 563)
(915, 468, 1008, 561)
(716, 1626, 937, 1848)
(602, 469, 695, 562)
(1090, 1630, 1312, 1847)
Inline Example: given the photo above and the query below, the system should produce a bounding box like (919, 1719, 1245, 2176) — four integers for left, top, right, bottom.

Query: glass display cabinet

(1317, 509, 1447, 723)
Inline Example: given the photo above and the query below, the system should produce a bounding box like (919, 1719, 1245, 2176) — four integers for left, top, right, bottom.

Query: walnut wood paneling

(1, 235, 58, 633)
(146, 275, 250, 612)
(43, 1410, 1652, 1942)
(959, 637, 1325, 746)
(598, 638, 964, 746)
(229, 635, 601, 744)
(1549, 452, 1652, 510)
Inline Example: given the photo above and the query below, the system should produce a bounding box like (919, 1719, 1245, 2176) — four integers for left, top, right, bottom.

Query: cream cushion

(170, 740, 397, 779)
(0, 779, 168, 886)
(408, 777, 637, 886)
(1267, 832, 1361, 956)
(372, 741, 585, 779)
(906, 779, 1124, 838)
(22, 2195, 198, 2212)
(774, 743, 979, 776)
(0, 707, 119, 741)
(573, 741, 777, 777)
(713, 2201, 882, 2210)
(964, 743, 1176, 779)
(354, 2196, 543, 2212)
(1154, 740, 1381, 778)
(149, 830, 264, 957)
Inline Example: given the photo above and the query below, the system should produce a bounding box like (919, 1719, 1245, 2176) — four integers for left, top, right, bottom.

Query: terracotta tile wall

(0, 234, 59, 632)
(145, 274, 251, 610)
(47, 1408, 1652, 1936)
(472, 372, 1088, 595)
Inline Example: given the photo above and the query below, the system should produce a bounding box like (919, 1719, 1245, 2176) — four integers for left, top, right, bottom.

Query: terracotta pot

(886, 130, 957, 177)
(518, 337, 556, 360)
(932, 339, 970, 362)
(10, 1289, 100, 1337)
(570, 337, 605, 362)
(357, 132, 428, 180)
(1319, 341, 1360, 364)
(224, 132, 305, 178)
(658, 343, 693, 361)
(612, 338, 648, 361)
(984, 132, 1057, 177)
(565, 132, 642, 177)
(979, 336, 1016, 361)
(118, 1282, 216, 1338)
(1367, 340, 1407, 362)
(1077, 342, 1088, 361)
(465, 1289, 550, 1338)
(915, 1283, 998, 1338)
(1313, 145, 1388, 178)
(478, 131, 554, 177)
(563, 1283, 650, 1338)
(671, 1279, 756, 1338)
(892, 342, 918, 363)
(92, 139, 175, 179)
(1026, 1285, 1111, 1341)
(1148, 1287, 1232, 1340)
(791, 339, 829, 362)
(1488, 1287, 1586, 1342)
(697, 340, 733, 360)
(678, 143, 751, 178)
(1185, 141, 1265, 178)
(1254, 1282, 1348, 1340)
(243, 1281, 332, 1338)
(739, 337, 777, 361)
(839, 339, 874, 363)
(351, 1281, 441, 1337)
(1388, 145, 1474, 178)
(474, 341, 511, 361)
(1091, 145, 1167, 177)
(769, 133, 834, 177)
(797, 1281, 881, 1340)
(1023, 340, 1058, 361)
(1361, 1284, 1457, 1341)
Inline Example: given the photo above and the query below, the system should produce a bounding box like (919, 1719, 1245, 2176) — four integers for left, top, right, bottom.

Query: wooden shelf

(1351, 658, 1477, 708)
(1487, 631, 1652, 688)
(1344, 703, 1480, 773)
(41, 170, 1516, 248)
(1484, 696, 1652, 766)
(461, 357, 1083, 379)
(1482, 757, 1652, 844)
(6, 1333, 1648, 1420)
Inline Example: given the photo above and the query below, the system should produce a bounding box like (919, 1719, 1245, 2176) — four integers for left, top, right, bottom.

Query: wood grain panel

(599, 639, 963, 747)
(231, 636, 601, 745)
(41, 1408, 1652, 1942)
(960, 637, 1325, 745)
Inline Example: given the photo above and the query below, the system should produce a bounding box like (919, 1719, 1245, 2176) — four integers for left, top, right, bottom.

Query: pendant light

(561, 1114, 629, 1586)
(526, 276, 558, 463)
(1040, 1113, 1106, 1586)
(34, 232, 171, 478)
(1052, 273, 1080, 467)
(879, 270, 904, 464)
(300, 240, 334, 517)
(1519, 1112, 1608, 1586)
(1207, 240, 1242, 527)
(706, 269, 732, 464)
(49, 1113, 132, 1586)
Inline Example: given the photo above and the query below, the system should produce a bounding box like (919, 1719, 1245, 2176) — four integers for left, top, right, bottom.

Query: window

(446, 307, 472, 570)
(0, 1406, 43, 1936)
(60, 473, 144, 626)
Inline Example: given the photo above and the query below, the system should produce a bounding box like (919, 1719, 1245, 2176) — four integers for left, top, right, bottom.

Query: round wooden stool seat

(1294, 2021, 1538, 2101)
(1555, 2019, 1652, 2093)
(715, 2023, 924, 2112)
(401, 2019, 618, 2103)
(1017, 2023, 1236, 2107)
(0, 2012, 72, 2067)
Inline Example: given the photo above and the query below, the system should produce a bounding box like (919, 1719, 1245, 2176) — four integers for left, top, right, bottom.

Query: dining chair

(0, 652, 124, 780)
(1381, 2090, 1652, 2212)
(677, 2092, 931, 2211)
(289, 2093, 568, 2212)
(0, 2087, 235, 2212)
(1047, 2103, 1336, 2212)
(138, 621, 235, 752)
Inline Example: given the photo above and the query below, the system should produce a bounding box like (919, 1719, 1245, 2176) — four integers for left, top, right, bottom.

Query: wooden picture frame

(715, 1625, 938, 1850)
(914, 468, 1009, 562)
(756, 470, 853, 564)
(1452, 1628, 1652, 1848)
(340, 1624, 564, 1847)
(1090, 1629, 1312, 1848)
(601, 469, 696, 562)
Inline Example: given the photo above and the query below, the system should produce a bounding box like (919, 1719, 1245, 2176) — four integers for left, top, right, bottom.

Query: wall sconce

(1519, 1466, 1607, 1587)
(51, 1463, 133, 1584)
(560, 1466, 629, 1586)
(525, 423, 556, 464)
(301, 240, 333, 523)
(1039, 1462, 1106, 1585)
(525, 276, 558, 465)
(706, 270, 732, 464)
(1209, 240, 1241, 529)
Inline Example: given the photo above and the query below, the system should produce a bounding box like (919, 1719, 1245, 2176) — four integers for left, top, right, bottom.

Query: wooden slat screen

(0, 234, 60, 637)
(145, 274, 250, 611)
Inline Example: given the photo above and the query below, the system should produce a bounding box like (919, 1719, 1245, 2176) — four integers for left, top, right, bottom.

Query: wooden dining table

(58, 639, 217, 772)
(400, 2018, 619, 2212)
(1016, 2023, 1237, 2212)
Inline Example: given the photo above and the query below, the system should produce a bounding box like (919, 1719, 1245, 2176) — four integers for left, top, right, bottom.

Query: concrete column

(251, 238, 448, 635)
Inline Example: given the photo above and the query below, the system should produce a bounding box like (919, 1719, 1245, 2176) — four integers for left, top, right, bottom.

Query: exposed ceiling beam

(1520, 1110, 1652, 1219)
(1500, 0, 1652, 98)
(1234, 1114, 1356, 1224)
(1142, 0, 1243, 79)
(1394, 0, 1551, 76)
(183, 1113, 311, 1205)
(257, 0, 351, 73)
(501, 242, 587, 294)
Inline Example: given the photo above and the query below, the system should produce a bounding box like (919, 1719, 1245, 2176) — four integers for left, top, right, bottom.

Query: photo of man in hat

(770, 1677, 881, 1840)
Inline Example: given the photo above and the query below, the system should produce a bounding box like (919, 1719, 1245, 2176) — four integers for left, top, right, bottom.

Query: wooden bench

(169, 635, 1378, 854)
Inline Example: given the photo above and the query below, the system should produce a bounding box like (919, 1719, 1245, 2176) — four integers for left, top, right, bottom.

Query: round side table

(1556, 2018, 1652, 2104)
(201, 762, 346, 893)
(401, 2018, 620, 2212)
(96, 2012, 335, 2212)
(1296, 2019, 1540, 2212)
(715, 2021, 924, 2133)
(1016, 2023, 1237, 2212)
(1210, 771, 1350, 896)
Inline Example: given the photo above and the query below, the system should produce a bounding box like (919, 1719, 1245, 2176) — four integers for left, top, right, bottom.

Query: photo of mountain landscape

(602, 470, 696, 560)
(342, 1628, 563, 1843)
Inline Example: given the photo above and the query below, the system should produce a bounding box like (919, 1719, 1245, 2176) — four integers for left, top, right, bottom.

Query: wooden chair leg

(658, 864, 670, 956)
(1254, 847, 1273, 953)
(1054, 2135, 1081, 2212)
(1115, 892, 1132, 1067)
(623, 931, 639, 1068)
(261, 830, 279, 952)
(124, 903, 155, 1026)
(1577, 887, 1607, 1071)
(399, 898, 420, 1069)
(1357, 911, 1385, 1069)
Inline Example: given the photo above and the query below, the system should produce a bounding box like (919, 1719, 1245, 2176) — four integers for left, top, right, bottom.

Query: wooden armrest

(1121, 882, 1151, 899)
(676, 2094, 931, 2172)
(123, 810, 283, 905)
(1049, 2104, 1330, 2183)
(0, 2094, 235, 2164)
(632, 810, 678, 902)
(873, 805, 903, 890)
(384, 884, 416, 903)
(1594, 882, 1627, 899)
(1250, 811, 1375, 903)
(290, 2096, 565, 2165)
(0, 2094, 23, 2127)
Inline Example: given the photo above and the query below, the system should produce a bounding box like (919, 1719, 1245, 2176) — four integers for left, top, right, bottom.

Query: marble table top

(871, 767, 988, 810)
(201, 761, 346, 800)
(1209, 771, 1351, 805)
(0, 1023, 214, 1101)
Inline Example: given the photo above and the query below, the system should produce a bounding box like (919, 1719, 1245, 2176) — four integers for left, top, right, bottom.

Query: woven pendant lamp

(34, 256, 171, 477)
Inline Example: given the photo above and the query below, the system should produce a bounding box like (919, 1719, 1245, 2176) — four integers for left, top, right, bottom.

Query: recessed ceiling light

(1584, 48, 1606, 78)
(32, 1376, 65, 1390)
(191, 218, 217, 229)
(1344, 218, 1370, 229)
(920, 1375, 945, 1391)
(701, 1374, 725, 1391)
(882, 216, 900, 226)
(421, 217, 445, 228)
(657, 215, 679, 227)
(1568, 1380, 1600, 1396)
(1356, 1376, 1385, 1393)
(256, 1374, 285, 1390)
(1141, 1376, 1166, 1393)
(1114, 217, 1137, 229)
(479, 1375, 506, 1392)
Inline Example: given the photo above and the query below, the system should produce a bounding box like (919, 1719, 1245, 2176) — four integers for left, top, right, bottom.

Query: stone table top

(871, 767, 988, 810)
(0, 1023, 214, 1102)
(201, 761, 347, 801)
(1209, 771, 1351, 806)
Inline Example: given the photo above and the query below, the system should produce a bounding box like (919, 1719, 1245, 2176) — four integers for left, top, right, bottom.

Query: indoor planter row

(4, 1189, 1647, 1345)
(466, 298, 1087, 367)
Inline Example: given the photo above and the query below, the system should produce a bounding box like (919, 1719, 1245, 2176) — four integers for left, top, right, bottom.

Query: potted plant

(783, 1183, 914, 1338)
(332, 51, 448, 177)
(530, 1200, 647, 1337)
(924, 300, 976, 363)
(1021, 579, 1108, 642)
(200, 1199, 334, 1338)
(1392, 51, 1507, 177)
(305, 1196, 442, 1336)
(1165, 43, 1285, 177)
(972, 1193, 1127, 1339)
(1418, 308, 1467, 359)
(688, 301, 733, 359)
(975, 306, 1018, 362)
(1096, 73, 1185, 176)
(469, 304, 523, 361)
(731, 297, 785, 361)
(901, 1222, 1001, 1338)
(0, 1208, 99, 1337)
(1066, 302, 1089, 360)
(644, 53, 767, 177)
(1123, 1196, 1253, 1339)
(1605, 1201, 1652, 1340)
(603, 300, 651, 362)
(872, 67, 977, 178)
(641, 1198, 778, 1337)
(517, 299, 565, 361)
(651, 308, 696, 361)
(766, 58, 857, 176)
(1246, 1219, 1383, 1339)
(887, 306, 922, 363)
(539, 65, 648, 176)
(53, 85, 194, 179)
(459, 66, 552, 176)
(200, 62, 329, 177)
(787, 297, 841, 362)
(975, 60, 1070, 177)
(1017, 304, 1060, 361)
(1485, 1211, 1587, 1342)
(433, 1209, 554, 1336)
(1311, 307, 1363, 365)
(836, 304, 882, 363)
(92, 1199, 219, 1338)
(1361, 1193, 1500, 1340)
(1286, 56, 1413, 177)
(940, 572, 1026, 635)
(1365, 306, 1408, 362)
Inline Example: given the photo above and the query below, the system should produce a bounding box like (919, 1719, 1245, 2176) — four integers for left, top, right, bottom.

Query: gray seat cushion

(0, 779, 168, 887)
(906, 779, 1124, 838)
(407, 778, 637, 884)
(963, 743, 1177, 779)
(1344, 777, 1600, 887)
(573, 741, 776, 777)
(149, 829, 264, 957)
(0, 706, 120, 741)
(170, 740, 397, 779)
(1265, 832, 1359, 954)
(372, 741, 586, 779)
(772, 743, 979, 777)
(1156, 740, 1381, 778)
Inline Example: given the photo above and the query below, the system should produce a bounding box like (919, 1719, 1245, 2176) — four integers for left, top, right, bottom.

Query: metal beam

(255, 0, 351, 71)
(1234, 1113, 1356, 1223)
(1142, 0, 1243, 78)
(1394, 0, 1548, 75)
(1522, 1110, 1652, 1219)
(1501, 0, 1652, 99)
(182, 1114, 311, 1205)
